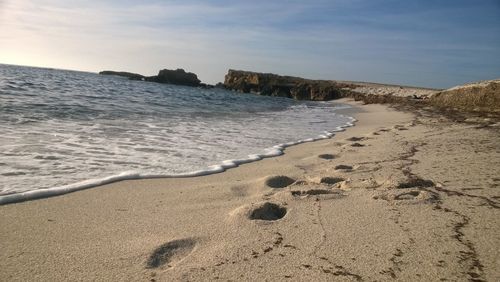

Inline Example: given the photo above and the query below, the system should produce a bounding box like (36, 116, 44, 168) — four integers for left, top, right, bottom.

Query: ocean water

(0, 64, 355, 203)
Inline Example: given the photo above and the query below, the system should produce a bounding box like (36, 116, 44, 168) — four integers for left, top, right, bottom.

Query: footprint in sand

(249, 202, 287, 221)
(397, 177, 435, 189)
(265, 175, 296, 188)
(146, 238, 196, 269)
(394, 191, 422, 200)
(290, 188, 344, 199)
(374, 189, 439, 204)
(393, 125, 409, 131)
(319, 176, 345, 185)
(346, 137, 366, 142)
(318, 154, 336, 160)
(334, 164, 353, 171)
(350, 142, 365, 147)
(396, 190, 439, 203)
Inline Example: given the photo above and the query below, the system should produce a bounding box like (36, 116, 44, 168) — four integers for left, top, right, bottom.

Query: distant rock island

(99, 68, 202, 87)
(99, 71, 145, 81)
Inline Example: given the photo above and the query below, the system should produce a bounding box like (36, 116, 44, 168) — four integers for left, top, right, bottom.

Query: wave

(0, 116, 356, 205)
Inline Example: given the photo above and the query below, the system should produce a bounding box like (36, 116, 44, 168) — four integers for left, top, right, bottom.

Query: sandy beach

(1, 98, 499, 281)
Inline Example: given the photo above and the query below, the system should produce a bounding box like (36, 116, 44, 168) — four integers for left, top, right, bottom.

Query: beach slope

(1, 99, 499, 281)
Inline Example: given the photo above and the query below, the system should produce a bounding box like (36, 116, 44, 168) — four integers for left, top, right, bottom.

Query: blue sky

(1, 0, 499, 88)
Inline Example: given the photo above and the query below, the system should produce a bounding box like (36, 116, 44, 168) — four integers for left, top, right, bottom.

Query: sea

(0, 64, 355, 204)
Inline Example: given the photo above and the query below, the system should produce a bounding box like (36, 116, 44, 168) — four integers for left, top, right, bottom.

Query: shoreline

(1, 99, 499, 281)
(0, 100, 356, 205)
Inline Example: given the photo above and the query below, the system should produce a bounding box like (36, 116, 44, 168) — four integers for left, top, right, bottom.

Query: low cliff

(223, 70, 353, 101)
(431, 79, 500, 113)
(100, 68, 202, 87)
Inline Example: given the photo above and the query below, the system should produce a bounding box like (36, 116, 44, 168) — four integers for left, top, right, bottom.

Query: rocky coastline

(223, 70, 499, 114)
(100, 68, 499, 114)
(223, 69, 353, 101)
(431, 79, 500, 113)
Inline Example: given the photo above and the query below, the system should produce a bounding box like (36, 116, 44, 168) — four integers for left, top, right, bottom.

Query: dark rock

(289, 83, 309, 100)
(99, 71, 145, 81)
(223, 69, 349, 101)
(100, 68, 203, 87)
(147, 68, 201, 87)
(198, 83, 214, 89)
(214, 82, 226, 89)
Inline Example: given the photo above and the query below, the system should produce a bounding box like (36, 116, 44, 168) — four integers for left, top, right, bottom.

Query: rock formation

(100, 68, 202, 87)
(223, 70, 352, 101)
(431, 79, 500, 113)
(146, 69, 201, 87)
(99, 71, 145, 81)
(100, 68, 500, 114)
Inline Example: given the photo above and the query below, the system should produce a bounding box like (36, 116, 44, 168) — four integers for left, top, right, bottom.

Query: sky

(0, 0, 499, 88)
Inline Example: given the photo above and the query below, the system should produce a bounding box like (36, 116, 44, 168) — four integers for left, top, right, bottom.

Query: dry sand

(1, 99, 499, 281)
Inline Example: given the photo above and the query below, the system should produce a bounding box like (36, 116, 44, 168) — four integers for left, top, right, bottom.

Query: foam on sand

(0, 116, 356, 205)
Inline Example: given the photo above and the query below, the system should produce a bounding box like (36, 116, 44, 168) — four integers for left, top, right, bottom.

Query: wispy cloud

(1, 0, 499, 88)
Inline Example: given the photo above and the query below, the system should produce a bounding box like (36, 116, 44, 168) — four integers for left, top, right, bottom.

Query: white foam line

(0, 171, 140, 205)
(0, 114, 358, 205)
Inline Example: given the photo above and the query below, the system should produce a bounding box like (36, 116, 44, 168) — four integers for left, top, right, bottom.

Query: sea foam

(0, 116, 356, 205)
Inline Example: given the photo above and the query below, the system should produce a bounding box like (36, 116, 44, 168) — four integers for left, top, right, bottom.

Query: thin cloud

(1, 0, 499, 88)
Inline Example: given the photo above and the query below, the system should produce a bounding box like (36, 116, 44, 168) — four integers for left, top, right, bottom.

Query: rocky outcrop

(224, 69, 500, 115)
(99, 68, 202, 87)
(99, 71, 145, 81)
(146, 69, 201, 87)
(431, 79, 500, 113)
(350, 84, 438, 99)
(223, 70, 352, 101)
